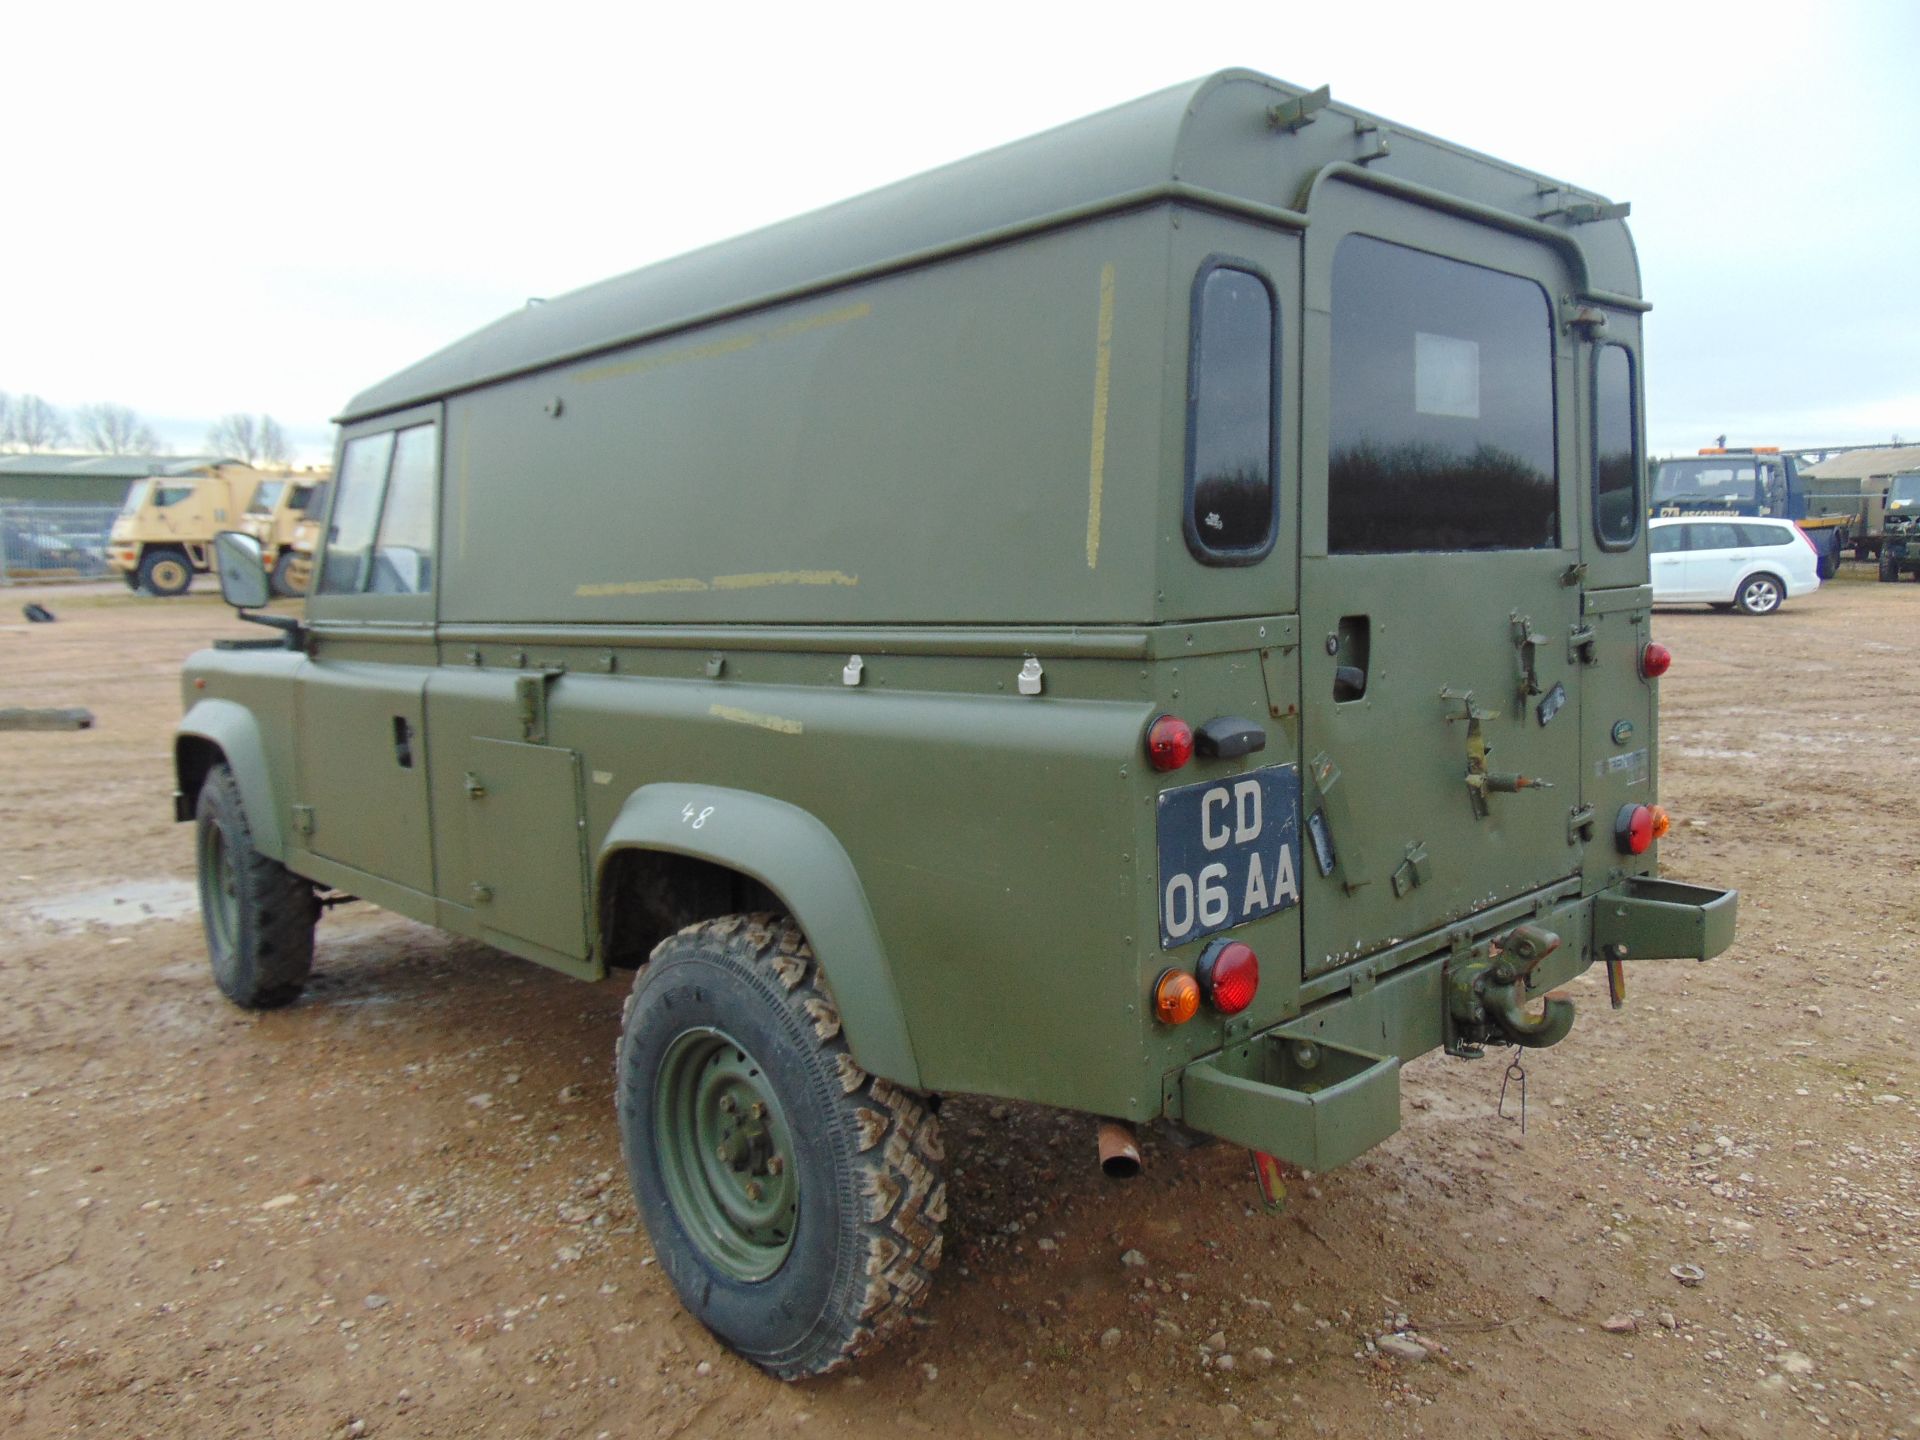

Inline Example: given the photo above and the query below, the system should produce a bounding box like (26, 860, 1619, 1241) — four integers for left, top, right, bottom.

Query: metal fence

(0, 504, 120, 585)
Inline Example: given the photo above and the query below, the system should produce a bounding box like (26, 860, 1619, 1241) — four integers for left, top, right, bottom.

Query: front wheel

(196, 764, 318, 1008)
(1734, 572, 1784, 615)
(616, 914, 944, 1380)
(1881, 551, 1901, 583)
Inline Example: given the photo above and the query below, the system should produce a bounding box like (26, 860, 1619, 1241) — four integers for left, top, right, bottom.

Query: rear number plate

(1157, 763, 1301, 948)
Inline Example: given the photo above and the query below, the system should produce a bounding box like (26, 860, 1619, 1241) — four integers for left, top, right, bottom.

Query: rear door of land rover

(1297, 184, 1586, 976)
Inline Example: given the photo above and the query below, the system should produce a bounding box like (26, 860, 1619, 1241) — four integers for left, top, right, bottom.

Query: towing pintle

(1443, 923, 1575, 1057)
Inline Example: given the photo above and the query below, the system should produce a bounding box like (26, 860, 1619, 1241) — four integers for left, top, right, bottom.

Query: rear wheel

(1734, 572, 1784, 615)
(616, 914, 944, 1379)
(195, 764, 318, 1008)
(138, 549, 193, 597)
(1881, 551, 1900, 583)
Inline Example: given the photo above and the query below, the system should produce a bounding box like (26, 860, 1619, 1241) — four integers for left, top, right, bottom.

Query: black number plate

(1156, 763, 1302, 949)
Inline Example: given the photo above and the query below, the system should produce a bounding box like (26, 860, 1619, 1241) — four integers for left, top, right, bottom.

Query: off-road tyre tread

(197, 764, 317, 1008)
(618, 912, 944, 1380)
(138, 548, 193, 597)
(1880, 551, 1900, 583)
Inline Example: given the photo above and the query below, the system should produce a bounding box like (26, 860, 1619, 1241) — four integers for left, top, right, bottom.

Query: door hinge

(1568, 624, 1598, 665)
(1567, 804, 1596, 846)
(292, 803, 314, 837)
(515, 669, 563, 743)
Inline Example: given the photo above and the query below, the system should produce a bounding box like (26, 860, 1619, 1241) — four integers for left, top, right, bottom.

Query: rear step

(1180, 1034, 1400, 1172)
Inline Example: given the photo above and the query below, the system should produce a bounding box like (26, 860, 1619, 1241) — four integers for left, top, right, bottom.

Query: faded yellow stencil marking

(576, 300, 873, 385)
(710, 569, 859, 592)
(576, 570, 858, 598)
(709, 704, 804, 736)
(1086, 262, 1117, 569)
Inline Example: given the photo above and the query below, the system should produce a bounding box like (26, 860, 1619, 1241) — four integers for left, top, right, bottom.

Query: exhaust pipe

(1098, 1120, 1142, 1179)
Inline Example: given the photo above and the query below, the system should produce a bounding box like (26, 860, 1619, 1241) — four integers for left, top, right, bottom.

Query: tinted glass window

(1330, 236, 1557, 553)
(1652, 459, 1757, 505)
(319, 431, 395, 594)
(1650, 526, 1685, 554)
(1593, 344, 1638, 547)
(246, 480, 285, 516)
(153, 484, 195, 508)
(1739, 523, 1794, 547)
(368, 425, 437, 595)
(1187, 265, 1276, 558)
(1690, 523, 1742, 551)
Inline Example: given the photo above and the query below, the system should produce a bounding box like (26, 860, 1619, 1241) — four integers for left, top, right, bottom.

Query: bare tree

(8, 394, 70, 452)
(207, 412, 290, 466)
(76, 402, 161, 455)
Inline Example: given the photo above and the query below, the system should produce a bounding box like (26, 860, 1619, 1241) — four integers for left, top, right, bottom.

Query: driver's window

(369, 427, 437, 595)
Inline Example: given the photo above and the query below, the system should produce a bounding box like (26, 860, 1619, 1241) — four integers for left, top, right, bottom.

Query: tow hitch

(1442, 923, 1575, 1058)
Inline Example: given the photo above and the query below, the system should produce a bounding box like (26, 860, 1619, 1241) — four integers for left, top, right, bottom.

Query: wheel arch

(596, 784, 921, 1090)
(175, 699, 286, 859)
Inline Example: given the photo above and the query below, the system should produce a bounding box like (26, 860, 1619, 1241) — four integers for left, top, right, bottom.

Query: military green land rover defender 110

(179, 71, 1736, 1379)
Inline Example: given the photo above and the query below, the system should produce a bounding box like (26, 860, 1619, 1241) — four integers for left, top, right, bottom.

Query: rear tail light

(1145, 714, 1194, 772)
(1641, 642, 1672, 678)
(1796, 525, 1819, 559)
(1197, 940, 1259, 1016)
(1615, 803, 1670, 855)
(1153, 969, 1200, 1025)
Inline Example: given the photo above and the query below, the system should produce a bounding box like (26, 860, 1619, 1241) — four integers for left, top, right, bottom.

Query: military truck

(1651, 447, 1850, 576)
(274, 479, 331, 597)
(108, 461, 263, 595)
(238, 471, 328, 596)
(178, 70, 1736, 1380)
(1878, 471, 1920, 580)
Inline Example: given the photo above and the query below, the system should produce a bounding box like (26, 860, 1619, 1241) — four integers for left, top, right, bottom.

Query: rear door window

(1650, 526, 1685, 554)
(1329, 236, 1558, 553)
(1691, 523, 1742, 552)
(1186, 262, 1278, 562)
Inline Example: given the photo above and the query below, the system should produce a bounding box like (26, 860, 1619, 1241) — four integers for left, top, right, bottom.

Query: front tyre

(1734, 572, 1784, 615)
(138, 549, 193, 597)
(195, 763, 318, 1008)
(617, 914, 944, 1380)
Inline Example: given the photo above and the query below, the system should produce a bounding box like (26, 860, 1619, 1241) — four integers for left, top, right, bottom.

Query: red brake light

(1146, 715, 1194, 772)
(1796, 524, 1819, 559)
(1615, 804, 1655, 855)
(1641, 642, 1671, 679)
(1197, 940, 1259, 1016)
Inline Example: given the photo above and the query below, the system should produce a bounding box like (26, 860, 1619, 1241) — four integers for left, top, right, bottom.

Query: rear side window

(1739, 523, 1795, 548)
(1329, 236, 1557, 553)
(1690, 523, 1742, 551)
(1650, 526, 1685, 554)
(1185, 262, 1277, 562)
(1593, 344, 1638, 548)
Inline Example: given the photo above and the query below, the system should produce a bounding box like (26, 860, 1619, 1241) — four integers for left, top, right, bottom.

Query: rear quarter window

(1739, 523, 1796, 547)
(1185, 261, 1278, 564)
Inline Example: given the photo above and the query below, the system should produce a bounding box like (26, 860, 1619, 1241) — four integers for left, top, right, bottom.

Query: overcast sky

(4, 1, 1915, 465)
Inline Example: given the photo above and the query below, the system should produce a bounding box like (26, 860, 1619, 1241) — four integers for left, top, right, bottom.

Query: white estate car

(1649, 515, 1822, 614)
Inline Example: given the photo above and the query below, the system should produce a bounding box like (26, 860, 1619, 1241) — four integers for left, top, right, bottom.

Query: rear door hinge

(1568, 624, 1598, 665)
(515, 669, 564, 743)
(1567, 804, 1596, 846)
(292, 803, 315, 838)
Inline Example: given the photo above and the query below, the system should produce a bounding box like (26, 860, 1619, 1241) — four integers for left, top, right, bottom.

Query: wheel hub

(655, 1028, 798, 1281)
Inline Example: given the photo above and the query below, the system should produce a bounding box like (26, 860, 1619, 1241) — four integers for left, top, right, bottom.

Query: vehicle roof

(341, 68, 1639, 423)
(1649, 514, 1800, 527)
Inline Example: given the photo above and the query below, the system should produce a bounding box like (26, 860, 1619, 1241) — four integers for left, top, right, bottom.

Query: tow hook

(1444, 923, 1575, 1056)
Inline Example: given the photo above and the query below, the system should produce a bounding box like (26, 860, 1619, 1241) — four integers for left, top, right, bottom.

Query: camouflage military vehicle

(276, 479, 331, 596)
(1879, 471, 1920, 580)
(109, 461, 263, 594)
(179, 70, 1736, 1379)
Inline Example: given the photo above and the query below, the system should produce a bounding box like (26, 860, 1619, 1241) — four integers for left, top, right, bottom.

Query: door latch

(1443, 687, 1552, 819)
(1510, 611, 1547, 697)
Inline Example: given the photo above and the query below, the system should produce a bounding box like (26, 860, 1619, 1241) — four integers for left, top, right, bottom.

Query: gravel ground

(0, 573, 1915, 1439)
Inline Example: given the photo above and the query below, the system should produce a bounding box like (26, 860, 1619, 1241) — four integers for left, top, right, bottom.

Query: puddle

(26, 879, 199, 930)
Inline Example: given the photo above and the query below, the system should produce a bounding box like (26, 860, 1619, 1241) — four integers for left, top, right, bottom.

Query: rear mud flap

(1594, 877, 1737, 961)
(1180, 1035, 1400, 1172)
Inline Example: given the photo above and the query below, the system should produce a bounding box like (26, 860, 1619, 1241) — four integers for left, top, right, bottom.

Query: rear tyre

(616, 913, 944, 1380)
(138, 549, 193, 597)
(1880, 551, 1900, 583)
(1734, 573, 1784, 615)
(195, 763, 318, 1008)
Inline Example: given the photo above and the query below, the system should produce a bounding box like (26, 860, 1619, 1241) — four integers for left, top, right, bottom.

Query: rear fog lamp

(1197, 939, 1259, 1016)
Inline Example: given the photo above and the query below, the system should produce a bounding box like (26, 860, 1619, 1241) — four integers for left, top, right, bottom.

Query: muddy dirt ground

(1, 574, 1915, 1440)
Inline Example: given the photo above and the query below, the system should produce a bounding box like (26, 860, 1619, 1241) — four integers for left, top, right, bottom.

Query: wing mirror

(213, 530, 301, 644)
(213, 530, 271, 610)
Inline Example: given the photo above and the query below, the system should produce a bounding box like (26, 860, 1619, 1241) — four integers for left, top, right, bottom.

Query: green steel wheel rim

(654, 1027, 799, 1282)
(199, 819, 239, 956)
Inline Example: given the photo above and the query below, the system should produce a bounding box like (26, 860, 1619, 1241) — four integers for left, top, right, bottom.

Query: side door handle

(392, 715, 414, 768)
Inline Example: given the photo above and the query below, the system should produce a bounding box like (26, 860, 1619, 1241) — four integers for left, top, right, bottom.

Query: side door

(1297, 184, 1584, 977)
(291, 409, 442, 910)
(1682, 521, 1746, 602)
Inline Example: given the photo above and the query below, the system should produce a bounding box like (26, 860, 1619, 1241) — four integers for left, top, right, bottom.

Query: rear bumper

(1170, 876, 1737, 1169)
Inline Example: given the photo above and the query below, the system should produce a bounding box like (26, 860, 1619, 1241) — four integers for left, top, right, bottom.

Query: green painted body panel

(175, 69, 1734, 1165)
